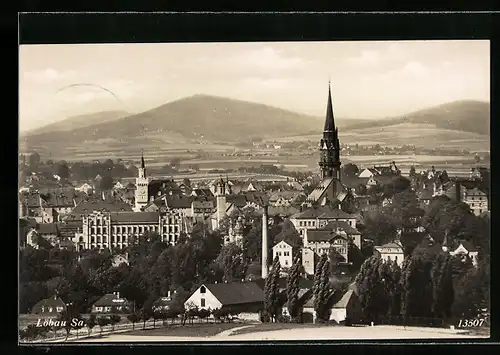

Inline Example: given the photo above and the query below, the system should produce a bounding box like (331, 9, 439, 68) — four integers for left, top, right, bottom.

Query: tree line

(355, 243, 489, 326)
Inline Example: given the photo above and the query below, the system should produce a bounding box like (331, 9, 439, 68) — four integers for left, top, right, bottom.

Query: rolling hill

(22, 110, 130, 136)
(20, 96, 489, 155)
(344, 100, 490, 135)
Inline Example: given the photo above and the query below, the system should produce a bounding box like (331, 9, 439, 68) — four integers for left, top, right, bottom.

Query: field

(275, 123, 490, 152)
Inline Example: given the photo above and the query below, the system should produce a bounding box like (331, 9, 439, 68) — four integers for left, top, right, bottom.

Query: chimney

(167, 290, 171, 298)
(116, 292, 120, 299)
(261, 204, 269, 279)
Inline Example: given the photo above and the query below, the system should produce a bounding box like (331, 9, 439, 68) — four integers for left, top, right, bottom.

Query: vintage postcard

(18, 40, 490, 343)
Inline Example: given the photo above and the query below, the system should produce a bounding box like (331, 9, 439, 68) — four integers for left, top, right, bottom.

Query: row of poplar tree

(355, 244, 490, 325)
(262, 254, 339, 324)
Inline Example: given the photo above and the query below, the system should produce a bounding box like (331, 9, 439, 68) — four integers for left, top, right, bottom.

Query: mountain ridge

(21, 95, 489, 147)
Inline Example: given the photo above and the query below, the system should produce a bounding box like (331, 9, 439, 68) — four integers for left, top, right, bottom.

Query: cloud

(233, 47, 307, 71)
(400, 61, 430, 78)
(23, 68, 77, 83)
(347, 50, 381, 65)
(240, 77, 297, 90)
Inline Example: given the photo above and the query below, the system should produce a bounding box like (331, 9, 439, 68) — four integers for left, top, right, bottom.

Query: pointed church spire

(324, 81, 336, 133)
(141, 150, 146, 169)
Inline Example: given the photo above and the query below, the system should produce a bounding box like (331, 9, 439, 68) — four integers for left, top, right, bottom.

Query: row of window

(88, 218, 180, 227)
(88, 225, 180, 235)
(275, 251, 290, 257)
(82, 233, 180, 244)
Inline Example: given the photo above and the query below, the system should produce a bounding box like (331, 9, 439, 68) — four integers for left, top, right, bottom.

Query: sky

(19, 40, 490, 132)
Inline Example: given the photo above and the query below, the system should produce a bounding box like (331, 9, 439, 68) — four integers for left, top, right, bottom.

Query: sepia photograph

(18, 39, 490, 343)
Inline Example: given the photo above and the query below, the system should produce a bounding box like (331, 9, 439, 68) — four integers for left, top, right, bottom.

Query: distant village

(19, 85, 490, 339)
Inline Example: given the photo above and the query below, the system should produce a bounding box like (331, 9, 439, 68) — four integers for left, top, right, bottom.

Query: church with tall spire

(302, 82, 352, 209)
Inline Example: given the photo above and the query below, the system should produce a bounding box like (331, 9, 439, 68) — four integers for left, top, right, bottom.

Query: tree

(286, 256, 302, 323)
(56, 161, 70, 180)
(264, 256, 281, 322)
(215, 243, 245, 283)
(29, 152, 41, 169)
(315, 257, 332, 323)
(312, 254, 327, 300)
(409, 166, 416, 178)
(343, 163, 359, 177)
(355, 256, 384, 323)
(99, 175, 114, 191)
(198, 308, 211, 323)
(86, 314, 97, 336)
(361, 212, 398, 246)
(170, 157, 181, 168)
(182, 178, 192, 187)
(127, 313, 141, 330)
(109, 314, 121, 331)
(97, 316, 110, 336)
(430, 253, 454, 320)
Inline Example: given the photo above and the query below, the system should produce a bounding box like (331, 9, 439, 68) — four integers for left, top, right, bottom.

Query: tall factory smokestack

(261, 204, 269, 279)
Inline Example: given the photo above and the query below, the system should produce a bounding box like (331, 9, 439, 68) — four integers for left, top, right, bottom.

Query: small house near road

(31, 295, 67, 315)
(184, 282, 265, 321)
(92, 292, 131, 314)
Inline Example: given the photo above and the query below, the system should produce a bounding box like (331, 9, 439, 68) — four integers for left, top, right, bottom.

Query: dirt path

(215, 325, 255, 337)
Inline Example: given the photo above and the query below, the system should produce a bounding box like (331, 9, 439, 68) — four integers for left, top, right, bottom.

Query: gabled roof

(273, 239, 294, 248)
(267, 206, 300, 217)
(204, 282, 265, 306)
(316, 220, 360, 234)
(307, 229, 350, 243)
(455, 241, 478, 253)
(378, 240, 403, 249)
(37, 223, 59, 235)
(291, 205, 354, 220)
(466, 187, 487, 196)
(32, 295, 66, 312)
(110, 212, 160, 223)
(332, 289, 355, 309)
(93, 294, 130, 307)
(73, 200, 132, 214)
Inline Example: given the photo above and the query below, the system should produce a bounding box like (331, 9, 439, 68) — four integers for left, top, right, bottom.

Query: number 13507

(458, 318, 486, 327)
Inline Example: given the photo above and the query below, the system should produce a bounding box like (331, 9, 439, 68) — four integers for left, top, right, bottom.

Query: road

(75, 325, 485, 342)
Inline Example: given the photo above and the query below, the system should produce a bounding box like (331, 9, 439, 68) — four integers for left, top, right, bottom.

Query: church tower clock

(134, 151, 150, 212)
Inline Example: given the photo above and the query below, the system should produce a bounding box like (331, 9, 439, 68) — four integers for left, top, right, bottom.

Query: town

(19, 84, 490, 342)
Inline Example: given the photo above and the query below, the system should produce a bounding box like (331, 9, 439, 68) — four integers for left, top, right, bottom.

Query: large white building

(73, 209, 185, 252)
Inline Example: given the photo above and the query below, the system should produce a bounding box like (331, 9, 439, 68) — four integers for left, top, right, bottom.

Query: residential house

(306, 228, 350, 262)
(268, 191, 304, 207)
(92, 292, 131, 313)
(290, 206, 357, 241)
(358, 168, 380, 179)
(113, 181, 125, 190)
(302, 284, 362, 324)
(26, 223, 60, 248)
(464, 188, 489, 216)
(184, 282, 265, 321)
(272, 240, 295, 269)
(287, 181, 304, 191)
(449, 241, 479, 267)
(31, 295, 67, 315)
(75, 183, 94, 194)
(374, 240, 405, 266)
(152, 293, 173, 312)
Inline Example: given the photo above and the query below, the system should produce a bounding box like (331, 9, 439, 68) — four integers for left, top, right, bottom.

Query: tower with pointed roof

(319, 82, 341, 181)
(301, 83, 352, 209)
(134, 150, 150, 212)
(215, 177, 227, 229)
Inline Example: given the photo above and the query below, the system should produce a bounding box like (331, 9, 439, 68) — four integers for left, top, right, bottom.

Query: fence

(19, 314, 244, 343)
